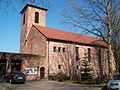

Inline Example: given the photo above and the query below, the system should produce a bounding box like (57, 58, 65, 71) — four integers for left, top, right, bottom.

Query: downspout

(67, 44, 70, 77)
(48, 39, 50, 79)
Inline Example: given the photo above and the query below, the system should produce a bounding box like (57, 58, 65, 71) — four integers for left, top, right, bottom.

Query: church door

(40, 67, 45, 79)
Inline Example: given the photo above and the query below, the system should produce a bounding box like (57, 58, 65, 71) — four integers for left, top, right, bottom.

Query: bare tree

(50, 44, 81, 81)
(62, 0, 120, 79)
(112, 29, 120, 73)
(112, 14, 120, 73)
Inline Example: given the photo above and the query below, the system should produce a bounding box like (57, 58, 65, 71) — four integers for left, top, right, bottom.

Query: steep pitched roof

(33, 24, 107, 47)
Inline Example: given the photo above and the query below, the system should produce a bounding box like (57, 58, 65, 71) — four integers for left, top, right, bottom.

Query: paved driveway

(0, 80, 104, 90)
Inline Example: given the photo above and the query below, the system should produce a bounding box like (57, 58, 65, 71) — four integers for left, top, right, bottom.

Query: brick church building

(0, 4, 115, 80)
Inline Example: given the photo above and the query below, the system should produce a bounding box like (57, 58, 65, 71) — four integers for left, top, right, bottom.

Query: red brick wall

(19, 5, 115, 80)
(27, 26, 46, 56)
(21, 56, 46, 80)
(47, 41, 115, 78)
(20, 8, 28, 53)
(20, 5, 46, 53)
(26, 26, 48, 79)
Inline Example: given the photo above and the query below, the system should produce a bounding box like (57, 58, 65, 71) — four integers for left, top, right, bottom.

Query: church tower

(20, 4, 47, 53)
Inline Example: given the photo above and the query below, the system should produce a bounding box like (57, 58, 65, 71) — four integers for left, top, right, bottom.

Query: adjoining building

(0, 52, 44, 80)
(0, 4, 115, 80)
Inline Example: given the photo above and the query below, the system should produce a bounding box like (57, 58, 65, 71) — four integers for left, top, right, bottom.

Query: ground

(0, 80, 105, 90)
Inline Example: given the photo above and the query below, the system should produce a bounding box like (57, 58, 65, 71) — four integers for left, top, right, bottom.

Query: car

(107, 74, 120, 90)
(5, 71, 26, 84)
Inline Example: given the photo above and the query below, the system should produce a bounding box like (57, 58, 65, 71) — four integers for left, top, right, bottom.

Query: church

(0, 4, 115, 80)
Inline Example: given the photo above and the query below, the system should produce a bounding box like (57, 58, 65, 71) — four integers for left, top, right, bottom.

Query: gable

(27, 26, 47, 56)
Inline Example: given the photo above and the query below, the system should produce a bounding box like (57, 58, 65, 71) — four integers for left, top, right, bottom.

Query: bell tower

(20, 4, 47, 53)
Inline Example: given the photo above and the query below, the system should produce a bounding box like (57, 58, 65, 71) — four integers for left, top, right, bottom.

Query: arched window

(35, 12, 39, 23)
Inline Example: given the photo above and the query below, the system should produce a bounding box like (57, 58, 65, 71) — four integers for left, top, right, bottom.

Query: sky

(0, 0, 65, 53)
(0, 0, 84, 53)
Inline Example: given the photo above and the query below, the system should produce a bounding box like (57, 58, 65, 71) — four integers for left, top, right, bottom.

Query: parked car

(107, 74, 120, 90)
(5, 71, 26, 84)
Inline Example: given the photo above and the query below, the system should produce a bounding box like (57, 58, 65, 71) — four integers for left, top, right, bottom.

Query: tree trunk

(6, 59, 11, 73)
(108, 44, 112, 79)
(105, 0, 113, 79)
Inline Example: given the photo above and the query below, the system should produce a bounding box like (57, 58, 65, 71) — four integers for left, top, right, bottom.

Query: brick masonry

(19, 4, 116, 80)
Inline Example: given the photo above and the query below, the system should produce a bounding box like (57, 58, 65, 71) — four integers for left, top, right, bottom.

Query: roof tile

(33, 25, 107, 47)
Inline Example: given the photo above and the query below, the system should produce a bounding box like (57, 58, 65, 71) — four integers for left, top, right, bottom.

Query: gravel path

(0, 80, 104, 90)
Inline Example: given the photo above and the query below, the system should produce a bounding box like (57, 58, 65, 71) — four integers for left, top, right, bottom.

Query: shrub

(81, 73, 93, 81)
(49, 73, 57, 80)
(94, 75, 108, 84)
(49, 72, 69, 82)
(80, 75, 107, 85)
(57, 72, 69, 82)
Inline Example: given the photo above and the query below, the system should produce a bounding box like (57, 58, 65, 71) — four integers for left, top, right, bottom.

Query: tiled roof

(33, 25, 107, 47)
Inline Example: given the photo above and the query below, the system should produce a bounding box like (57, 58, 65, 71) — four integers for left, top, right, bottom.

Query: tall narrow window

(98, 49, 102, 63)
(53, 46, 57, 52)
(35, 12, 39, 23)
(58, 65, 61, 69)
(88, 48, 91, 61)
(76, 65, 79, 69)
(75, 47, 79, 63)
(62, 48, 66, 53)
(58, 47, 61, 52)
(23, 14, 25, 25)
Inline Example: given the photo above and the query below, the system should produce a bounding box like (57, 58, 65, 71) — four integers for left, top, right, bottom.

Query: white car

(107, 74, 120, 90)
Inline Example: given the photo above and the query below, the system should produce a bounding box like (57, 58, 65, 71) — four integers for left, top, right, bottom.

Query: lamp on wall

(37, 66, 39, 70)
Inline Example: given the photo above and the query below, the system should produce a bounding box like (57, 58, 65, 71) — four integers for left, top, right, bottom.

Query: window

(58, 65, 61, 69)
(58, 47, 61, 52)
(53, 46, 57, 52)
(88, 48, 91, 61)
(35, 12, 39, 23)
(98, 49, 103, 75)
(26, 68, 37, 74)
(75, 47, 79, 62)
(98, 49, 102, 63)
(76, 65, 79, 69)
(23, 14, 25, 25)
(62, 48, 66, 53)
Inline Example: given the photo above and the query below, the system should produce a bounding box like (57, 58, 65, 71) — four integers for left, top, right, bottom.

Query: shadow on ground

(101, 85, 107, 90)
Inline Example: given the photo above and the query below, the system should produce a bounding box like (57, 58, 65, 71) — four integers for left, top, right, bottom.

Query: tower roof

(20, 4, 48, 14)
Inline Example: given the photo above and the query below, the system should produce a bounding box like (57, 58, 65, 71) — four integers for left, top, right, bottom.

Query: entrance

(40, 67, 45, 79)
